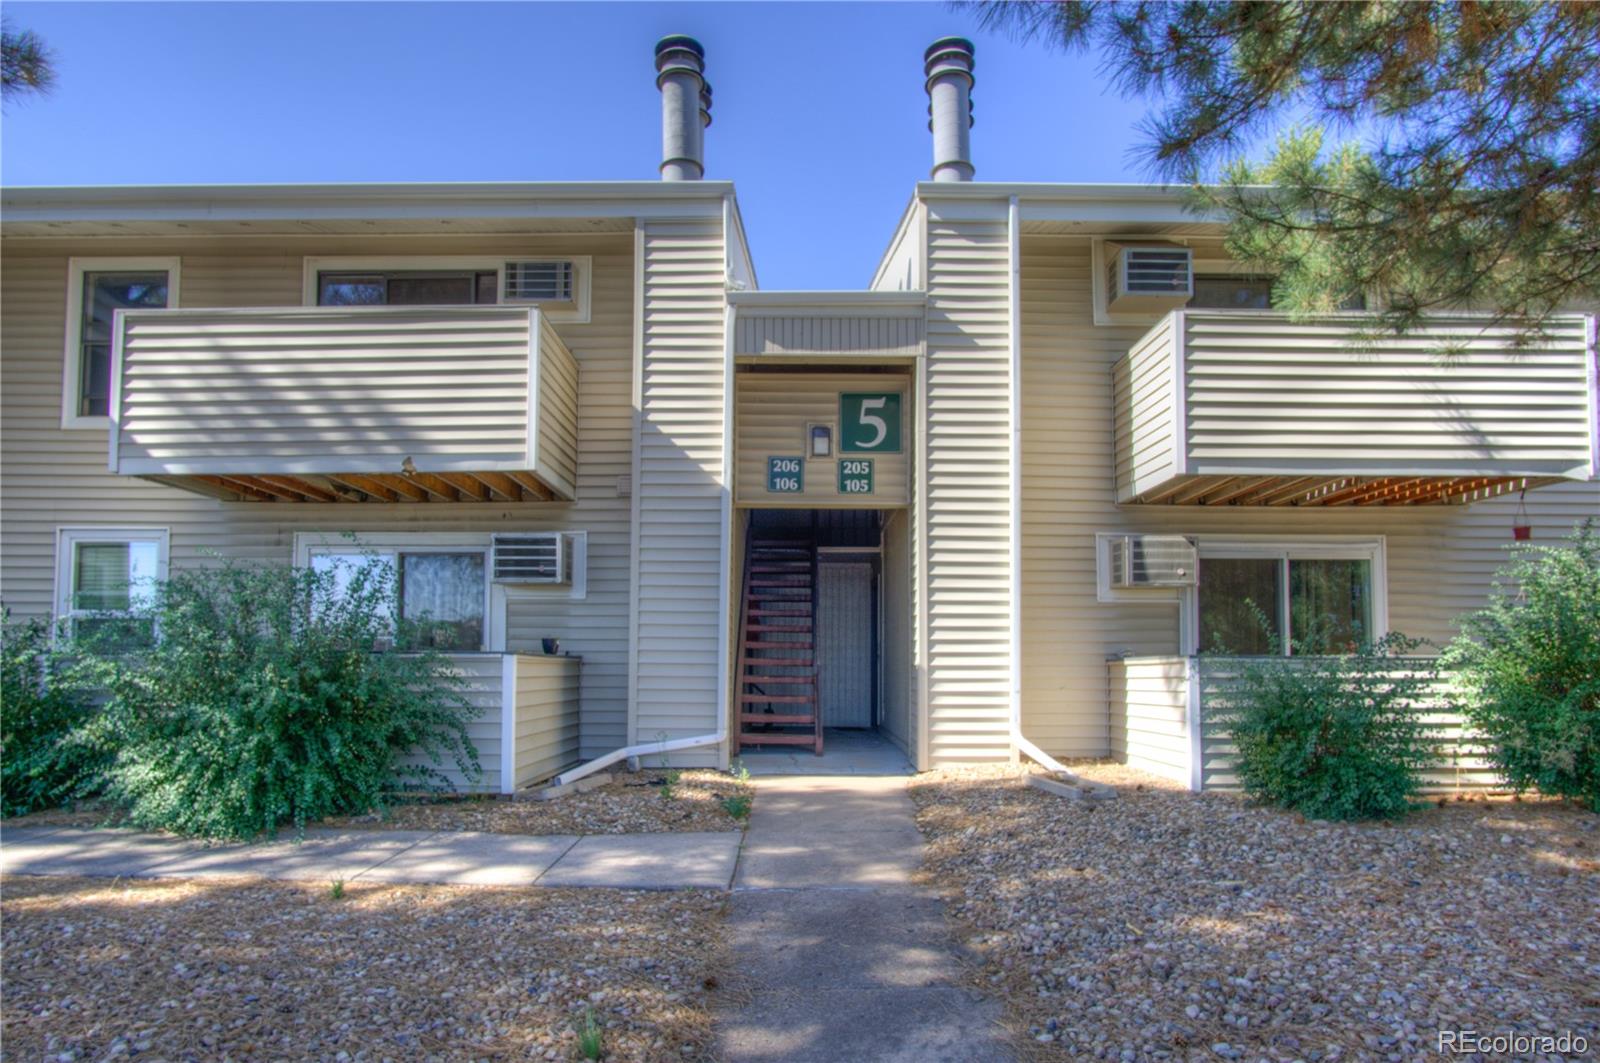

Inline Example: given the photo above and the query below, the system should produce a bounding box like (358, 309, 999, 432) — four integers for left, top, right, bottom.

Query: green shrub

(1212, 631, 1442, 820)
(1443, 520, 1600, 810)
(96, 556, 481, 839)
(0, 610, 110, 816)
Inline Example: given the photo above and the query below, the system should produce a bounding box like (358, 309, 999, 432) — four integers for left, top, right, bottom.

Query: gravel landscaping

(2, 875, 727, 1061)
(6, 769, 752, 837)
(910, 762, 1600, 1062)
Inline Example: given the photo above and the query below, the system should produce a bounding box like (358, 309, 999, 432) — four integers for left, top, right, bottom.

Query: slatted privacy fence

(1110, 655, 1501, 793)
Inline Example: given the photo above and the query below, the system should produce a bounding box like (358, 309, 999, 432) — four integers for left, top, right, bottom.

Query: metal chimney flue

(924, 37, 975, 182)
(656, 35, 709, 181)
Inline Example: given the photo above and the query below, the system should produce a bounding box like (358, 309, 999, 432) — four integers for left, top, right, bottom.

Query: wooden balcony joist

(1129, 473, 1550, 507)
(150, 469, 559, 504)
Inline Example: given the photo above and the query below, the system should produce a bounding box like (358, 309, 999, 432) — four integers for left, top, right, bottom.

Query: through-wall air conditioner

(492, 533, 569, 585)
(502, 261, 574, 303)
(1106, 245, 1193, 314)
(1109, 534, 1198, 588)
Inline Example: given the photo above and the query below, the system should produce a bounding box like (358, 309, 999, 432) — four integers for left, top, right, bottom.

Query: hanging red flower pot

(1511, 489, 1532, 541)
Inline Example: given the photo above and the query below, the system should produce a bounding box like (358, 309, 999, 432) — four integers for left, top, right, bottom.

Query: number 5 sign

(839, 392, 903, 453)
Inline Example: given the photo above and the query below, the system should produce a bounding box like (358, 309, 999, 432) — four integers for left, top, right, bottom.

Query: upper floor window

(318, 270, 499, 307)
(303, 256, 591, 322)
(1189, 274, 1367, 312)
(1190, 275, 1273, 310)
(63, 258, 180, 428)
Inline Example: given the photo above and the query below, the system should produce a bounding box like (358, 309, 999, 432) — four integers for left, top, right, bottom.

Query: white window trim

(53, 526, 171, 628)
(300, 255, 592, 323)
(1183, 534, 1388, 656)
(61, 258, 181, 429)
(292, 530, 590, 654)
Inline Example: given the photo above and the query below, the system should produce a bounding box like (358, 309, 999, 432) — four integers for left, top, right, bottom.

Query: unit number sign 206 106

(767, 456, 804, 493)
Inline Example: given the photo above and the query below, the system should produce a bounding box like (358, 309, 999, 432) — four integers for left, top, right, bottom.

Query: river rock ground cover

(2, 875, 727, 1062)
(909, 763, 1599, 1062)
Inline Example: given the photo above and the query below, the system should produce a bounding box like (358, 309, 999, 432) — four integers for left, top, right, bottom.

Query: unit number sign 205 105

(838, 459, 874, 494)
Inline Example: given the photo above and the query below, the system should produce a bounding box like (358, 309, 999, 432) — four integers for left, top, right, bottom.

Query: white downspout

(1003, 194, 1113, 797)
(551, 199, 740, 790)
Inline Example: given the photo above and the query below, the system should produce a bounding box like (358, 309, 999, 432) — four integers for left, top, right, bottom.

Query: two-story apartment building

(3, 37, 1595, 791)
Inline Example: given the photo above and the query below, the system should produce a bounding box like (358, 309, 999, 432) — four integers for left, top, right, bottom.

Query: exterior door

(817, 561, 875, 728)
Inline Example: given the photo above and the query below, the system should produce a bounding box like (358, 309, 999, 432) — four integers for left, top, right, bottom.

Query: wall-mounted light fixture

(808, 423, 834, 459)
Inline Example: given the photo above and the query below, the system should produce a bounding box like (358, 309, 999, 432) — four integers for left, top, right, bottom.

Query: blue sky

(1, 2, 1156, 289)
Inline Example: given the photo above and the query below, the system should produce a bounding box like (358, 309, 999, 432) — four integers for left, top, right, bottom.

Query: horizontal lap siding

(1, 235, 636, 759)
(1019, 238, 1600, 760)
(1107, 657, 1193, 786)
(513, 654, 581, 787)
(631, 220, 726, 764)
(115, 308, 534, 467)
(734, 314, 923, 357)
(535, 316, 580, 494)
(1112, 315, 1180, 501)
(396, 653, 503, 793)
(925, 218, 1013, 765)
(734, 372, 911, 506)
(1182, 313, 1594, 478)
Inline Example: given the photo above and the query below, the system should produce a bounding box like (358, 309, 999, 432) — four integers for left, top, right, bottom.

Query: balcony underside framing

(1128, 473, 1554, 508)
(147, 469, 559, 504)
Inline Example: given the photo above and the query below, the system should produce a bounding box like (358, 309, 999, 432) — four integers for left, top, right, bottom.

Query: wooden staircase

(734, 536, 823, 755)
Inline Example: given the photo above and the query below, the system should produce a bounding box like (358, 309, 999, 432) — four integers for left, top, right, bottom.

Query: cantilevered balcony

(1112, 310, 1597, 506)
(109, 305, 578, 503)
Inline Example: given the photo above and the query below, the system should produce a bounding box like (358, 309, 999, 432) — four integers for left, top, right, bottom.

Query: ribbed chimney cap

(699, 81, 713, 127)
(924, 36, 975, 65)
(655, 34, 705, 60)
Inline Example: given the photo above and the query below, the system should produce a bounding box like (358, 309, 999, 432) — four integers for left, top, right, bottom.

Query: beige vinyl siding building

(1, 188, 752, 773)
(3, 169, 1594, 785)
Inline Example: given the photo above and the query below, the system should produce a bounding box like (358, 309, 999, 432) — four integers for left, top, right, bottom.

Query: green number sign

(838, 458, 874, 495)
(839, 392, 902, 453)
(767, 456, 804, 493)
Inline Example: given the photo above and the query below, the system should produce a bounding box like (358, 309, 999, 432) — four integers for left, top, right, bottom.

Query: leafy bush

(1212, 631, 1442, 820)
(97, 556, 481, 839)
(1444, 520, 1600, 810)
(0, 610, 110, 816)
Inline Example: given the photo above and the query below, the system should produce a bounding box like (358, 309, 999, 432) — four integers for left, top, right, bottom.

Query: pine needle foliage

(1444, 521, 1600, 810)
(93, 557, 482, 839)
(967, 2, 1600, 339)
(1, 19, 56, 102)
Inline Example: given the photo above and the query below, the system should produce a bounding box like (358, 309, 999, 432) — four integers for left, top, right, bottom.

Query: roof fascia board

(915, 181, 1222, 225)
(1, 181, 734, 224)
(728, 290, 926, 311)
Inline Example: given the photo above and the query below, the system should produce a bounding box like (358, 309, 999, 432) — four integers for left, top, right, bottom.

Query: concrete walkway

(0, 825, 741, 889)
(715, 774, 1016, 1062)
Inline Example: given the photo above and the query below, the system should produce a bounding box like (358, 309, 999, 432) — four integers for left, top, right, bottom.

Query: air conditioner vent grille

(1109, 534, 1198, 588)
(1105, 245, 1194, 314)
(1121, 249, 1192, 294)
(503, 261, 574, 303)
(492, 533, 568, 584)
